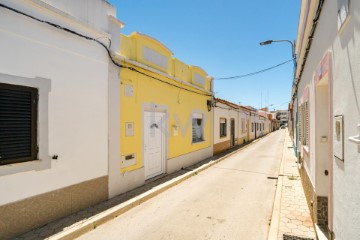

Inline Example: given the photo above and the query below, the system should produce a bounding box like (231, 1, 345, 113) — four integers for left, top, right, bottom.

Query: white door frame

(142, 103, 168, 180)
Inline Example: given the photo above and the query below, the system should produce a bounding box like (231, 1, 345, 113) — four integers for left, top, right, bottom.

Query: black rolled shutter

(0, 83, 38, 165)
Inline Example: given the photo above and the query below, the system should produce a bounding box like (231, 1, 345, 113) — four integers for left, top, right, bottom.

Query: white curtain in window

(192, 113, 203, 142)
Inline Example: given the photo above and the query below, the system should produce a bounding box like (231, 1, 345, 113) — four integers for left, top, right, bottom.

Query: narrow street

(77, 130, 285, 240)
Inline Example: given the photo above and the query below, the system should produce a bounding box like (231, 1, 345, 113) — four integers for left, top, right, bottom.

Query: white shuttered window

(192, 113, 204, 143)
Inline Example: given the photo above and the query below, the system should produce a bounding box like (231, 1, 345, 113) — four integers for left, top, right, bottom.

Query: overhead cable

(215, 58, 295, 80)
(0, 3, 212, 97)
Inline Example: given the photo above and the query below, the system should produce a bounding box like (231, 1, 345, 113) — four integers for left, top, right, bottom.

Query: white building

(291, 0, 360, 239)
(0, 0, 123, 238)
(276, 110, 288, 126)
(213, 98, 270, 155)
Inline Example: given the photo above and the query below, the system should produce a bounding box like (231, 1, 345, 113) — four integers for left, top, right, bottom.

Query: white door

(144, 111, 165, 179)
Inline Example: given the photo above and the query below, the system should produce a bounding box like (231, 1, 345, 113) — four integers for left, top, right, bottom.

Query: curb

(48, 133, 272, 240)
(267, 130, 287, 240)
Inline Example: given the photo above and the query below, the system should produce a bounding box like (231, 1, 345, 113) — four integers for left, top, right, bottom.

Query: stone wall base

(314, 195, 328, 226)
(213, 140, 231, 155)
(0, 176, 108, 239)
(299, 161, 328, 226)
(299, 161, 314, 220)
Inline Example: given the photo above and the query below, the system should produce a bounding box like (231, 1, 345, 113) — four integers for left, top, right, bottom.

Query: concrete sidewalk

(268, 130, 315, 240)
(15, 135, 265, 240)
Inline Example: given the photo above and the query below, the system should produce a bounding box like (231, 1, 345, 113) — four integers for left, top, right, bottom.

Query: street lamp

(260, 39, 298, 157)
(259, 39, 296, 68)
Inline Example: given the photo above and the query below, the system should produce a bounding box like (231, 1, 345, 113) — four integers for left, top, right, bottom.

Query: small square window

(219, 118, 227, 137)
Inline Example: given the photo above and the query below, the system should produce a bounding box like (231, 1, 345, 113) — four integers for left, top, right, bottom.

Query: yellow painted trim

(115, 55, 212, 95)
(130, 32, 173, 55)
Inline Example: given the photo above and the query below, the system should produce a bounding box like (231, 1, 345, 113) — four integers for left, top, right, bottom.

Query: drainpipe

(295, 91, 298, 159)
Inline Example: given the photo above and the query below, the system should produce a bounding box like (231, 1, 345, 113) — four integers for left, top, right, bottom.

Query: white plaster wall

(213, 103, 238, 144)
(248, 113, 256, 140)
(297, 0, 360, 238)
(0, 1, 111, 205)
(238, 111, 248, 139)
(331, 1, 360, 238)
(41, 0, 115, 32)
(108, 60, 122, 198)
(254, 115, 265, 137)
(296, 0, 337, 186)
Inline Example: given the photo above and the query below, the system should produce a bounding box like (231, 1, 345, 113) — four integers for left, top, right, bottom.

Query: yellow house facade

(110, 32, 213, 195)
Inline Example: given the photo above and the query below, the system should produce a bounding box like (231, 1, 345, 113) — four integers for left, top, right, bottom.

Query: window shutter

(298, 106, 302, 143)
(305, 102, 309, 146)
(302, 105, 306, 145)
(192, 119, 197, 142)
(0, 83, 38, 165)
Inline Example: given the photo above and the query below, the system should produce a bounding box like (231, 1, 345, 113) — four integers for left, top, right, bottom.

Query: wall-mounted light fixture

(207, 100, 212, 112)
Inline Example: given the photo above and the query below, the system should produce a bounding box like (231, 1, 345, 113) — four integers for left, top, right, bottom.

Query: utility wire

(272, 101, 290, 110)
(0, 3, 212, 97)
(215, 58, 295, 80)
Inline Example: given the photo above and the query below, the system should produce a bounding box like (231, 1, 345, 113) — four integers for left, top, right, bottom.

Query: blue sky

(108, 0, 300, 110)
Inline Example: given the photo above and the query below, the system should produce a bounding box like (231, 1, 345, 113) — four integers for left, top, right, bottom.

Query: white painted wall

(331, 0, 360, 238)
(0, 0, 119, 205)
(296, 0, 360, 238)
(41, 0, 116, 33)
(213, 102, 238, 144)
(238, 110, 248, 140)
(213, 102, 267, 146)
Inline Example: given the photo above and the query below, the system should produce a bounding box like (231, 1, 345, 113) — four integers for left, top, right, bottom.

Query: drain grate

(283, 234, 313, 240)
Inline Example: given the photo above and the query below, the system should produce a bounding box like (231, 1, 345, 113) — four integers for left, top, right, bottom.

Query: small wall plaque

(125, 122, 134, 136)
(124, 84, 134, 97)
(333, 115, 344, 161)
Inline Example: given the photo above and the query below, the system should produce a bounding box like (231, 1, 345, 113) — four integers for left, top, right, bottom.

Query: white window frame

(219, 118, 227, 138)
(0, 74, 51, 176)
(192, 112, 205, 143)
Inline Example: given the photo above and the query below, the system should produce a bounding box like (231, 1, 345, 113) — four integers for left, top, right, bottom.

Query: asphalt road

(77, 130, 285, 240)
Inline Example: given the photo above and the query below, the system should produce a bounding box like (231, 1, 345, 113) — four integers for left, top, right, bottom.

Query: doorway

(230, 118, 235, 147)
(143, 111, 166, 180)
(246, 119, 250, 142)
(315, 75, 331, 228)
